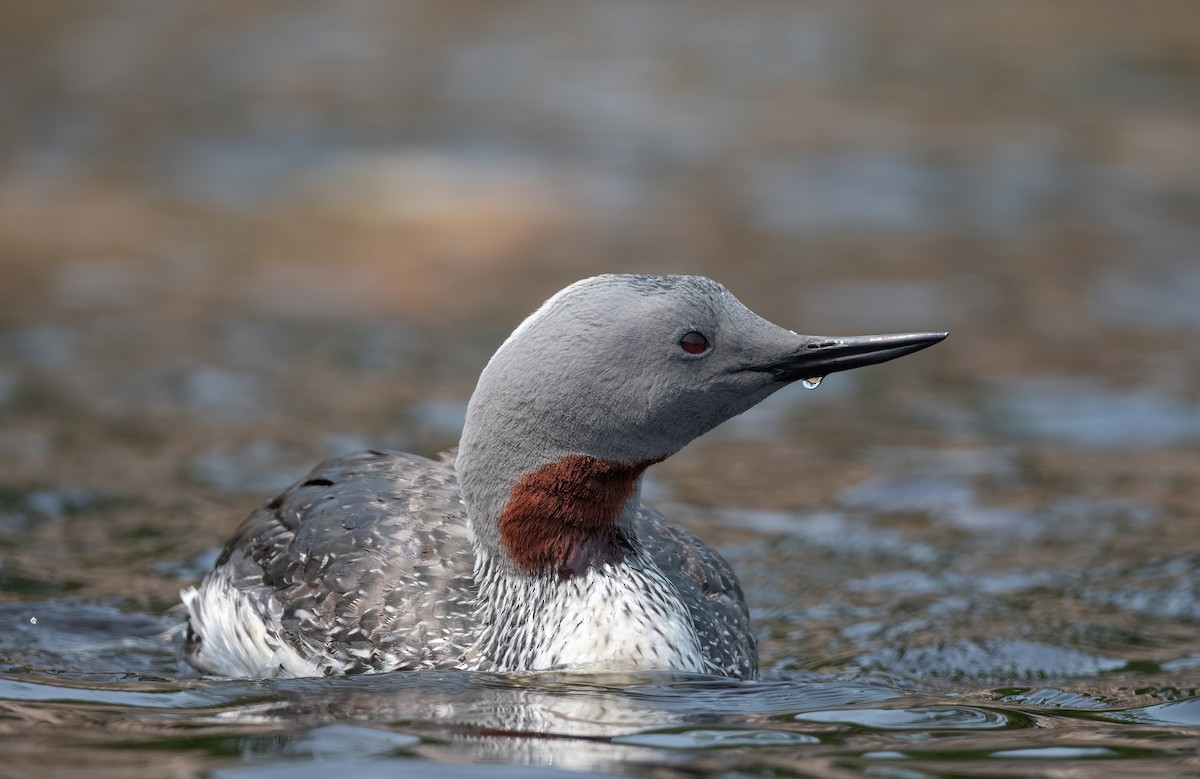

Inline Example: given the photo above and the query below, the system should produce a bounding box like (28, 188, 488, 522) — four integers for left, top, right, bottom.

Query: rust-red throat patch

(498, 455, 660, 576)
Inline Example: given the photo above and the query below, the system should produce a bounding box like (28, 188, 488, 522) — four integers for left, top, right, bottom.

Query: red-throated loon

(181, 274, 945, 679)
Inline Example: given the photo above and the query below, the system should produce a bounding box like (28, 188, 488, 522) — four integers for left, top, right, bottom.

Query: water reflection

(1, 642, 1199, 777)
(1114, 697, 1200, 728)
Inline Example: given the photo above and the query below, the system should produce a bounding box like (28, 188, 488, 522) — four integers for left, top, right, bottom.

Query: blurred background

(2, 0, 1200, 678)
(5, 2, 1200, 775)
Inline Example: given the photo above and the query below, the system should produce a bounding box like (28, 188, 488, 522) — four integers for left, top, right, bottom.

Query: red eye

(679, 331, 709, 354)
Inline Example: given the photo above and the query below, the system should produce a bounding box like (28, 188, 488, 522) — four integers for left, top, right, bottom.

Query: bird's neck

(455, 411, 704, 673)
(456, 355, 676, 574)
(458, 432, 659, 576)
(496, 454, 660, 576)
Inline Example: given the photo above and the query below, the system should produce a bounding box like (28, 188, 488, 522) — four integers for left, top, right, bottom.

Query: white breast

(472, 551, 710, 674)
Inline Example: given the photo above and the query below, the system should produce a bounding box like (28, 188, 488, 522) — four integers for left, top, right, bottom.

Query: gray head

(456, 274, 945, 575)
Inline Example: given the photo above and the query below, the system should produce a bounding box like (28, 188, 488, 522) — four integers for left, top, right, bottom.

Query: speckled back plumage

(185, 448, 754, 678)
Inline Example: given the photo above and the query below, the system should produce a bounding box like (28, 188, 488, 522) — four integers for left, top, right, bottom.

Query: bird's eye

(679, 331, 709, 354)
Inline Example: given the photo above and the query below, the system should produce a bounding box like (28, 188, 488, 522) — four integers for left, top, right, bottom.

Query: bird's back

(183, 449, 755, 678)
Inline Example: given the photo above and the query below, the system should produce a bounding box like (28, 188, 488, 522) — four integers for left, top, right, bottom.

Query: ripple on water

(990, 746, 1121, 759)
(214, 755, 620, 779)
(1099, 696, 1200, 728)
(795, 704, 1020, 731)
(839, 473, 976, 515)
(994, 688, 1111, 710)
(613, 728, 820, 749)
(859, 639, 1126, 682)
(1083, 557, 1200, 622)
(718, 509, 941, 565)
(275, 724, 421, 758)
(0, 676, 258, 710)
(0, 600, 181, 678)
(840, 471, 1161, 541)
(986, 377, 1200, 447)
(846, 568, 1062, 598)
(623, 675, 909, 715)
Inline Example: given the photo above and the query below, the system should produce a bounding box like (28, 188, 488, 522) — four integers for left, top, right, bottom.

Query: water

(1, 606, 1197, 776)
(3, 1, 1200, 776)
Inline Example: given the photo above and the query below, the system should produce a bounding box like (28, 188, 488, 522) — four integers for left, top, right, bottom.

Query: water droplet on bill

(802, 376, 824, 390)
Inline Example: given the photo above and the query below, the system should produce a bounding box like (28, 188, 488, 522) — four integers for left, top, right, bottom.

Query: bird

(180, 274, 945, 680)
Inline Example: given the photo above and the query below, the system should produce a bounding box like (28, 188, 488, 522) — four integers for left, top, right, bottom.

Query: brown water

(2, 2, 1200, 776)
